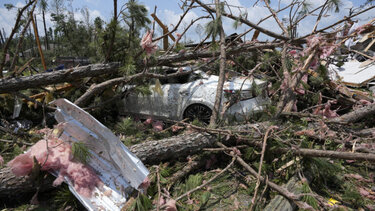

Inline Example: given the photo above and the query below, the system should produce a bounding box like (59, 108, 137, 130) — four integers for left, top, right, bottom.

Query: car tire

(183, 104, 212, 124)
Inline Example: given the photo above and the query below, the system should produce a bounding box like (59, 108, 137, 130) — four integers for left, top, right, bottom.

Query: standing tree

(39, 0, 49, 50)
(122, 0, 151, 48)
(104, 0, 118, 62)
(209, 0, 226, 127)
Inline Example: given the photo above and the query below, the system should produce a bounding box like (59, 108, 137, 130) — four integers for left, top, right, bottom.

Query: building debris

(51, 99, 149, 210)
(6, 99, 149, 211)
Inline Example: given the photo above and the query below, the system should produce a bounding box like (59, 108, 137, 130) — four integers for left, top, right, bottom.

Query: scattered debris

(2, 1, 375, 210)
(6, 99, 149, 211)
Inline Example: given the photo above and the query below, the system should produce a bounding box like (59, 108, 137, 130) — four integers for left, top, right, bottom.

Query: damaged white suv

(119, 67, 268, 123)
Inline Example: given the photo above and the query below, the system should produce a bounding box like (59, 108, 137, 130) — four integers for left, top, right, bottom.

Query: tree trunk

(42, 10, 49, 50)
(154, 42, 280, 66)
(105, 0, 118, 62)
(9, 17, 32, 74)
(0, 0, 36, 77)
(330, 103, 375, 124)
(2, 122, 375, 196)
(264, 173, 312, 211)
(0, 130, 218, 197)
(0, 63, 119, 94)
(209, 0, 226, 127)
(0, 167, 55, 198)
(0, 30, 4, 46)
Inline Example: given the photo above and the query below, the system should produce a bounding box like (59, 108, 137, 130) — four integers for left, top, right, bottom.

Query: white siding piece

(329, 60, 375, 87)
(50, 98, 149, 211)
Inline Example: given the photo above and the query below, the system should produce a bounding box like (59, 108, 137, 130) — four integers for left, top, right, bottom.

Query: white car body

(118, 69, 268, 122)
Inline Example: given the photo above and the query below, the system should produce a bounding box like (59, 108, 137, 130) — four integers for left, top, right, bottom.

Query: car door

(121, 85, 160, 118)
(154, 72, 194, 120)
(156, 83, 183, 120)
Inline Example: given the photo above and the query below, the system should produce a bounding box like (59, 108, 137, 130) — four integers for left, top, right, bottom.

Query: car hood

(227, 77, 266, 90)
(204, 75, 266, 90)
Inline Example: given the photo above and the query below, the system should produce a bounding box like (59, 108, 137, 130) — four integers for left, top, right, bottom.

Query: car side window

(159, 69, 191, 84)
(187, 72, 203, 82)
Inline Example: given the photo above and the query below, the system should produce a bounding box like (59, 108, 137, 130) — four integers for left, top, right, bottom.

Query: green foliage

(174, 173, 203, 197)
(71, 142, 91, 164)
(122, 0, 151, 38)
(200, 191, 211, 205)
(115, 117, 139, 136)
(342, 183, 365, 207)
(185, 174, 203, 191)
(129, 193, 153, 211)
(54, 185, 82, 210)
(327, 0, 343, 13)
(310, 65, 330, 88)
(191, 118, 206, 127)
(304, 158, 343, 191)
(135, 85, 152, 96)
(119, 61, 137, 76)
(205, 17, 222, 40)
(4, 3, 14, 10)
(300, 182, 319, 209)
(243, 146, 257, 160)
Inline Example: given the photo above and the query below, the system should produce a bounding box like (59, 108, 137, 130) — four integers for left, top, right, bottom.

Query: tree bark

(9, 17, 33, 74)
(0, 130, 218, 197)
(0, 63, 119, 94)
(210, 0, 226, 127)
(0, 167, 55, 198)
(194, 0, 289, 41)
(105, 0, 117, 62)
(1, 122, 375, 196)
(42, 10, 49, 50)
(264, 173, 312, 211)
(74, 69, 193, 107)
(154, 42, 280, 66)
(330, 103, 375, 124)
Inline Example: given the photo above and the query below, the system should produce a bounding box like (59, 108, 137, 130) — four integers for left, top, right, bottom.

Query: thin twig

(250, 126, 278, 210)
(156, 166, 161, 211)
(160, 156, 236, 209)
(217, 142, 314, 210)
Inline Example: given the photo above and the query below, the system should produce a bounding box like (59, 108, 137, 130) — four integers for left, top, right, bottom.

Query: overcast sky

(0, 0, 374, 42)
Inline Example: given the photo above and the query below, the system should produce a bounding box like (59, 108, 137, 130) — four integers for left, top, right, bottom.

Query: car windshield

(159, 69, 203, 84)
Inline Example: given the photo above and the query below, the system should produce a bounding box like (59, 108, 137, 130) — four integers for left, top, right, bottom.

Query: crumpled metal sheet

(51, 98, 149, 211)
(329, 60, 375, 87)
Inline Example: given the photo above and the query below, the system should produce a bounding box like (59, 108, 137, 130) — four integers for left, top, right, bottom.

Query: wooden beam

(31, 13, 47, 71)
(151, 13, 176, 50)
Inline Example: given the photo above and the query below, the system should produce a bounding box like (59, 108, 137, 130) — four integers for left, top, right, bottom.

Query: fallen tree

(1, 119, 375, 197)
(0, 63, 120, 94)
(153, 42, 281, 66)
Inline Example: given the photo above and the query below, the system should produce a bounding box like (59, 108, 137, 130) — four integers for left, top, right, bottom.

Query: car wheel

(183, 104, 212, 124)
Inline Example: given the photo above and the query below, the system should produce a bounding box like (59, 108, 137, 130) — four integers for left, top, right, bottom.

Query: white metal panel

(51, 99, 149, 211)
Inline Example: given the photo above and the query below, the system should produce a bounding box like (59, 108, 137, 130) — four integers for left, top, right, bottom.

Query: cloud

(0, 6, 19, 37)
(155, 9, 211, 42)
(0, 1, 105, 38)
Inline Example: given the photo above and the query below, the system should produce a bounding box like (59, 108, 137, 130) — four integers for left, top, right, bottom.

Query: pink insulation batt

(7, 129, 102, 198)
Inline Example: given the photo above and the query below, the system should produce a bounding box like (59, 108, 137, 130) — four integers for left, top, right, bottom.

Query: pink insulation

(152, 120, 164, 131)
(139, 176, 150, 192)
(7, 129, 102, 198)
(165, 199, 177, 211)
(7, 153, 34, 176)
(354, 23, 372, 35)
(0, 155, 4, 166)
(141, 30, 158, 56)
